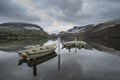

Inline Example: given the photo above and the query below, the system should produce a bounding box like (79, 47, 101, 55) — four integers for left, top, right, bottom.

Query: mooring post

(58, 54, 61, 71)
(33, 58, 37, 77)
(75, 37, 77, 53)
(69, 48, 71, 52)
(58, 37, 61, 52)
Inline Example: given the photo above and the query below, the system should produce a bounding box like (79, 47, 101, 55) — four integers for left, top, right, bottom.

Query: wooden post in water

(75, 37, 77, 53)
(57, 37, 61, 70)
(58, 54, 61, 71)
(33, 58, 37, 77)
(58, 37, 61, 52)
(69, 48, 71, 52)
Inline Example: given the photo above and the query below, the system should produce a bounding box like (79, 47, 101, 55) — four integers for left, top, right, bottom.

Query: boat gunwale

(18, 44, 57, 60)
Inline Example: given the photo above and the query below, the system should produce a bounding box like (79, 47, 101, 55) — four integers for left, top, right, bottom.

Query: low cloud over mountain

(0, 0, 120, 33)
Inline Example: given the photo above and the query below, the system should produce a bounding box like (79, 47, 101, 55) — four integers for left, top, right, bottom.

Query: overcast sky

(0, 0, 120, 33)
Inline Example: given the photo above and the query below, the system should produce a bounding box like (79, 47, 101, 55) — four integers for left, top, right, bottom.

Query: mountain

(0, 22, 49, 39)
(67, 24, 93, 33)
(0, 22, 43, 30)
(87, 18, 120, 37)
(57, 31, 75, 40)
(85, 18, 120, 50)
(88, 18, 120, 33)
(57, 24, 94, 40)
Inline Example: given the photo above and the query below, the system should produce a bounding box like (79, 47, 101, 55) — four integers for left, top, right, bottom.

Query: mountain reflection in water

(0, 39, 48, 52)
(0, 39, 120, 80)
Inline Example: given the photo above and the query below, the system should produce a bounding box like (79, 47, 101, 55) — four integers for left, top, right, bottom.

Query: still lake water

(0, 39, 120, 80)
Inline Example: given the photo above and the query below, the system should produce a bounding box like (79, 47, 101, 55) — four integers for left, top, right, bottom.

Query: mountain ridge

(0, 22, 43, 31)
(0, 22, 49, 39)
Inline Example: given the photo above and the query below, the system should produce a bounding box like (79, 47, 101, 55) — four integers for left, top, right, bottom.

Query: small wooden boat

(77, 41, 87, 48)
(18, 52, 57, 67)
(18, 44, 57, 60)
(62, 41, 87, 49)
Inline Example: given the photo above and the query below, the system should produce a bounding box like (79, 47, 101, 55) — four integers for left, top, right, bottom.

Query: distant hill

(87, 18, 120, 35)
(0, 22, 43, 30)
(57, 31, 75, 40)
(85, 18, 120, 50)
(67, 24, 93, 33)
(57, 24, 93, 40)
(0, 22, 49, 39)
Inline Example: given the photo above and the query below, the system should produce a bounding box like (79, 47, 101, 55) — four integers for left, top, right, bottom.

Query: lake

(0, 39, 120, 80)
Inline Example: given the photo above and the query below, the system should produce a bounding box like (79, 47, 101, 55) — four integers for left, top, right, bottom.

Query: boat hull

(18, 52, 57, 67)
(18, 44, 56, 60)
(27, 49, 56, 60)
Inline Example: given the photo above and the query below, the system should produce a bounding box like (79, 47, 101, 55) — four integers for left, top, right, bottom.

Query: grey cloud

(101, 7, 120, 19)
(47, 0, 83, 22)
(47, 0, 83, 15)
(92, 0, 120, 20)
(0, 0, 40, 22)
(33, 0, 120, 24)
(32, 0, 83, 23)
(0, 0, 120, 31)
(106, 0, 120, 2)
(79, 0, 120, 24)
(3, 0, 119, 25)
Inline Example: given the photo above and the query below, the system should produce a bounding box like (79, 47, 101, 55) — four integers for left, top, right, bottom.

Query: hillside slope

(0, 22, 49, 39)
(86, 18, 120, 50)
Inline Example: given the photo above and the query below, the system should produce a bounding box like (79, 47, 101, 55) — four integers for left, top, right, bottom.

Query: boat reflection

(62, 42, 88, 53)
(18, 52, 57, 76)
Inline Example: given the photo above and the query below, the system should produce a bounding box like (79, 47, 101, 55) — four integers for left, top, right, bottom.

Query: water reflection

(62, 43, 93, 53)
(0, 39, 120, 80)
(18, 52, 57, 76)
(89, 41, 120, 55)
(0, 39, 48, 52)
(17, 39, 94, 77)
(58, 54, 61, 71)
(86, 38, 120, 51)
